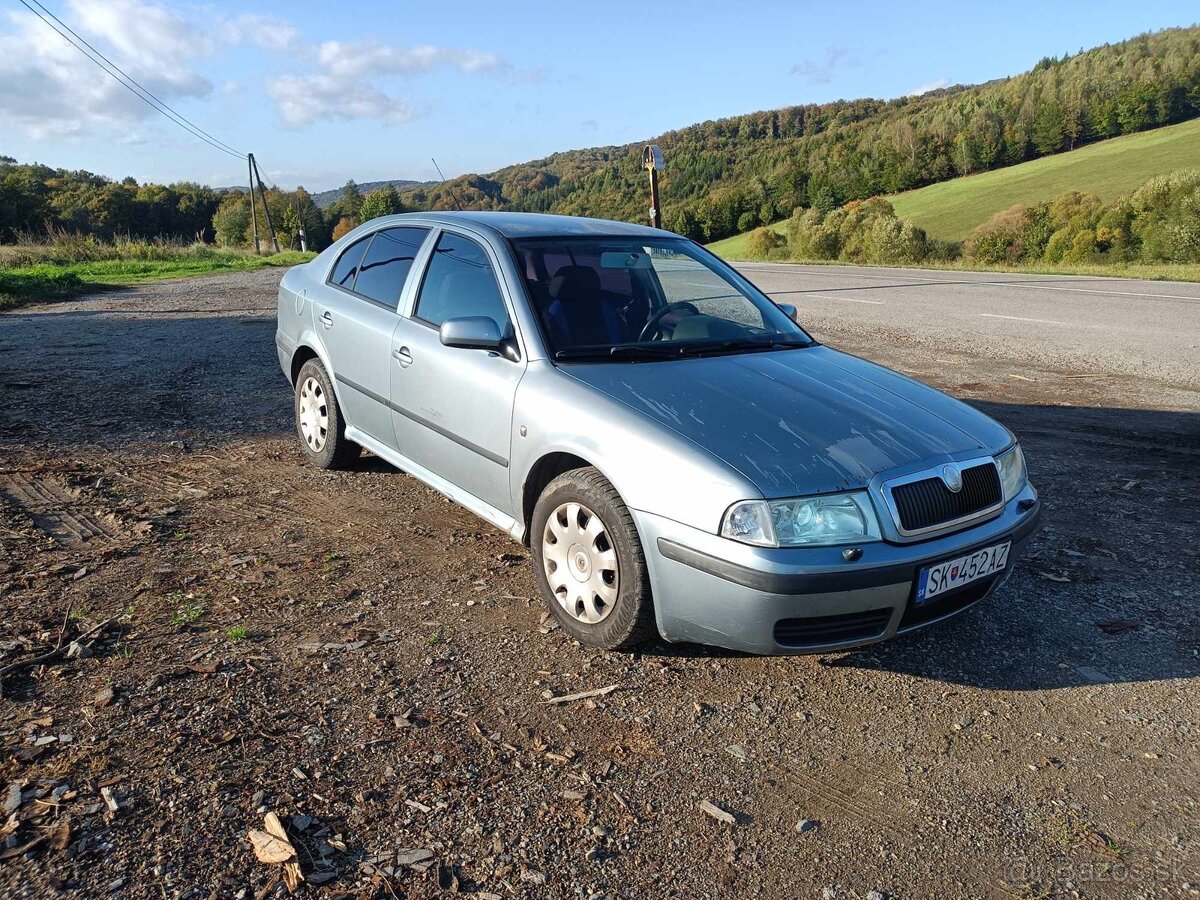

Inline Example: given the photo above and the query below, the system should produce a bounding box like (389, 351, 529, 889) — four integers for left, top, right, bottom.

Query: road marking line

(979, 313, 1071, 325)
(794, 293, 885, 305)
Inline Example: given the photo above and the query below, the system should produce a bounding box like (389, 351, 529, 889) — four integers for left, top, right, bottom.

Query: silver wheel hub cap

(298, 376, 329, 452)
(543, 502, 619, 624)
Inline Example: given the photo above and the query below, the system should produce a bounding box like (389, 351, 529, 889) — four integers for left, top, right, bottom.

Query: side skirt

(345, 427, 524, 541)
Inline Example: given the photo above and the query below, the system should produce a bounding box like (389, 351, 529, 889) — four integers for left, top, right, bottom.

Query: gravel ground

(0, 268, 1197, 899)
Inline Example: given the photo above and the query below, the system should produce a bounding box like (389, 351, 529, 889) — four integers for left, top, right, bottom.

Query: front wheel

(294, 358, 360, 469)
(530, 467, 655, 650)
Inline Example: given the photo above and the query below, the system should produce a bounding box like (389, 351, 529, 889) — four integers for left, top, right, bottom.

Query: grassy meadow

(889, 118, 1200, 240)
(0, 237, 313, 310)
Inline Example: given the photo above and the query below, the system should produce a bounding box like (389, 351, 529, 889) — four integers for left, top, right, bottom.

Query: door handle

(393, 346, 414, 368)
(320, 311, 333, 329)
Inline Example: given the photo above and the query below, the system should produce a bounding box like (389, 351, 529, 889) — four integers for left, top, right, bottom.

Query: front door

(390, 230, 525, 514)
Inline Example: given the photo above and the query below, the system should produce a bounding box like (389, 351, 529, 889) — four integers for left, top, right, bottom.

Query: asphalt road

(734, 262, 1200, 408)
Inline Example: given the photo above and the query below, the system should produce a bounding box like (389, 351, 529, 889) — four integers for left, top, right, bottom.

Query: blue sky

(1, 0, 1196, 192)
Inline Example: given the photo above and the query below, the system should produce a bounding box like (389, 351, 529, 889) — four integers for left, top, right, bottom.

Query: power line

(16, 0, 247, 160)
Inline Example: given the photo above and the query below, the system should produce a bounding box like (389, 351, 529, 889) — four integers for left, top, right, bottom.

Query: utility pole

(249, 153, 280, 253)
(248, 155, 260, 254)
(642, 144, 664, 229)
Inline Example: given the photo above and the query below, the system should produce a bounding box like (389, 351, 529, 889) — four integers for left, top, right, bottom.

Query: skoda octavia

(276, 212, 1039, 654)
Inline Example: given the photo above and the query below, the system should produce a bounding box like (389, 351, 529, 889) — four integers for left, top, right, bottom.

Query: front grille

(774, 608, 892, 647)
(899, 576, 996, 630)
(889, 463, 1001, 533)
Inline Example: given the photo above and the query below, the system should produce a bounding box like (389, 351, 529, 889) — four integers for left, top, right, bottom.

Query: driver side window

(414, 232, 511, 333)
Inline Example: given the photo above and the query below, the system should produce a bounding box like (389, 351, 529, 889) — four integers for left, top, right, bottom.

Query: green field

(0, 251, 313, 310)
(891, 118, 1200, 240)
(708, 117, 1200, 258)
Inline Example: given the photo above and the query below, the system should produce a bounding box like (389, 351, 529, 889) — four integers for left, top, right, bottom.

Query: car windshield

(509, 237, 813, 361)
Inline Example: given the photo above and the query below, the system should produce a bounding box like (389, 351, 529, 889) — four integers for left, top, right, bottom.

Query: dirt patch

(1, 269, 1198, 898)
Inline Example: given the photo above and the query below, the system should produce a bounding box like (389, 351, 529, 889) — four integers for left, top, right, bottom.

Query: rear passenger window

(353, 227, 430, 306)
(414, 232, 510, 331)
(329, 235, 370, 289)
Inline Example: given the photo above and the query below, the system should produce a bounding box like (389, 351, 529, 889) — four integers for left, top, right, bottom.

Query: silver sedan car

(275, 212, 1039, 654)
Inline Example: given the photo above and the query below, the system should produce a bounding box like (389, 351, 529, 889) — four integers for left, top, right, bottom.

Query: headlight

(721, 491, 881, 548)
(996, 444, 1028, 501)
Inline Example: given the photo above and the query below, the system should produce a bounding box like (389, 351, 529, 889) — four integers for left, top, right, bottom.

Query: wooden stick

(541, 684, 621, 705)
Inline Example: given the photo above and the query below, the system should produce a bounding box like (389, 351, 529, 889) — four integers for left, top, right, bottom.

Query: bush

(963, 204, 1036, 263)
(782, 198, 932, 265)
(744, 227, 785, 259)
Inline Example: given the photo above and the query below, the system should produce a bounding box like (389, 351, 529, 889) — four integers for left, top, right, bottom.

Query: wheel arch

(288, 338, 350, 409)
(521, 451, 603, 547)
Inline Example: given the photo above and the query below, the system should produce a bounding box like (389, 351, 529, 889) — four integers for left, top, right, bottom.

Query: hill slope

(890, 118, 1200, 240)
(707, 117, 1200, 257)
(392, 27, 1200, 245)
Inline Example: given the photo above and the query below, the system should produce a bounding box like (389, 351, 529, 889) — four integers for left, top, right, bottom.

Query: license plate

(916, 541, 1010, 604)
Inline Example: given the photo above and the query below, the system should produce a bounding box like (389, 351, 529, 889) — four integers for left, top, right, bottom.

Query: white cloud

(219, 13, 301, 53)
(0, 0, 212, 140)
(268, 39, 528, 128)
(908, 77, 951, 96)
(315, 40, 505, 78)
(268, 73, 414, 128)
(791, 46, 859, 85)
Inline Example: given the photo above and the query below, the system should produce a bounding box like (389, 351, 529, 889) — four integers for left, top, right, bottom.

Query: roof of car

(381, 210, 674, 239)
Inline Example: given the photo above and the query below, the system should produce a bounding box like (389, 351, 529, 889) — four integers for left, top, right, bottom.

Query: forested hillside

(398, 27, 1200, 242)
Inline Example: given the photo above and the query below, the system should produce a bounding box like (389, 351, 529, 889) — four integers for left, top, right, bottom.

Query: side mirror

(778, 303, 798, 322)
(439, 316, 502, 351)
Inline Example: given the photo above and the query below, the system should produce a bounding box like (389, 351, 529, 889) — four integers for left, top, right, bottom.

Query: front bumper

(632, 482, 1040, 655)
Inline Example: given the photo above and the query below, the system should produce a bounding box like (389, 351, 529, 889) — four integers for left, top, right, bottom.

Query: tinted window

(509, 237, 809, 356)
(414, 233, 510, 331)
(329, 235, 370, 289)
(353, 227, 430, 306)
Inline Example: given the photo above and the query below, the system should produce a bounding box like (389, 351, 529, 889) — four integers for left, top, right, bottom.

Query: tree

(331, 216, 358, 241)
(332, 180, 364, 220)
(213, 195, 251, 247)
(359, 185, 404, 221)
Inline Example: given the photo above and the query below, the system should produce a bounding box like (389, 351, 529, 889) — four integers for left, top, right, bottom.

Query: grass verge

(0, 250, 313, 310)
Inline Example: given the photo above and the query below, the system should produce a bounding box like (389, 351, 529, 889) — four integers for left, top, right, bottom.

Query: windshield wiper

(675, 337, 813, 357)
(554, 344, 681, 362)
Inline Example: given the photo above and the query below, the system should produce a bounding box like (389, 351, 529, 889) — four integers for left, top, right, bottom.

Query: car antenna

(431, 157, 465, 212)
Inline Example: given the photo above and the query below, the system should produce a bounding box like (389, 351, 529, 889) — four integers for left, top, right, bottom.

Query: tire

(530, 467, 656, 650)
(294, 358, 360, 470)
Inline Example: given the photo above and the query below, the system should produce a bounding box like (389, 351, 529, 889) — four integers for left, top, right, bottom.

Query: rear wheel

(531, 467, 655, 650)
(294, 358, 360, 469)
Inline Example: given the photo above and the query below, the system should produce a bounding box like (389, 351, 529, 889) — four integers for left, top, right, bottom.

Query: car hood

(560, 345, 1012, 497)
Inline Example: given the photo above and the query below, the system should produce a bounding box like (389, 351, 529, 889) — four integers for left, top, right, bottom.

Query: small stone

(795, 818, 819, 834)
(822, 888, 838, 900)
(866, 891, 888, 900)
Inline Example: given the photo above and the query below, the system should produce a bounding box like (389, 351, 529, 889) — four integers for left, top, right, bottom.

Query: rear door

(313, 226, 431, 446)
(389, 229, 526, 514)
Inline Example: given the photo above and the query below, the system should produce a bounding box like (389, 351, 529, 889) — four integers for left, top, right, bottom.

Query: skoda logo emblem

(941, 463, 964, 493)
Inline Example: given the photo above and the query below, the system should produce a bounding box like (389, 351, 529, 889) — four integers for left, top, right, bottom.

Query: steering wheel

(639, 301, 700, 342)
